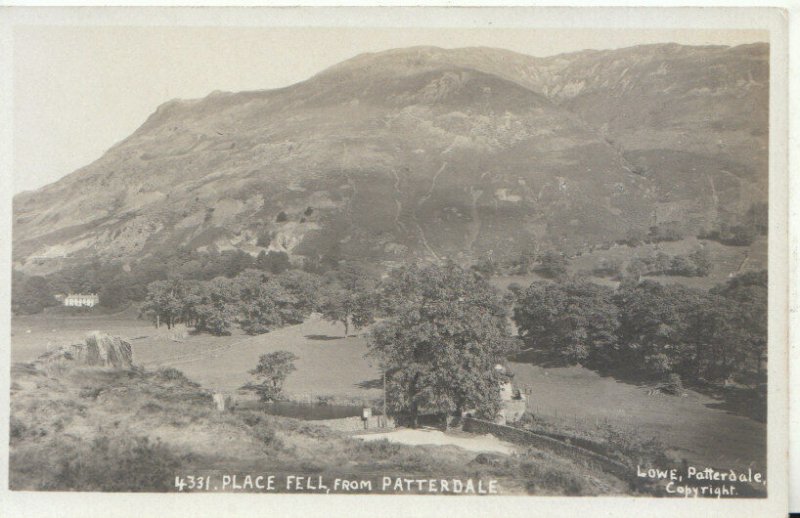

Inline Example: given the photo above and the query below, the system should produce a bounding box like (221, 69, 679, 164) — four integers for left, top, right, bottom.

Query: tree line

(512, 270, 767, 386)
(12, 247, 315, 316)
(13, 250, 767, 425)
(141, 263, 378, 337)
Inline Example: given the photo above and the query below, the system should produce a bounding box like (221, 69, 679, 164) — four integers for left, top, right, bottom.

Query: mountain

(12, 43, 768, 273)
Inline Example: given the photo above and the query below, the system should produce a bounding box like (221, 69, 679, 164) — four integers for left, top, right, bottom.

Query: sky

(12, 26, 767, 194)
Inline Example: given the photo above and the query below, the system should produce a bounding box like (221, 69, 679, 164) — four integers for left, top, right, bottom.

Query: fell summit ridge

(13, 43, 768, 271)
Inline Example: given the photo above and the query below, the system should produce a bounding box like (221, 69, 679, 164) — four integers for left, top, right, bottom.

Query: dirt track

(356, 427, 517, 455)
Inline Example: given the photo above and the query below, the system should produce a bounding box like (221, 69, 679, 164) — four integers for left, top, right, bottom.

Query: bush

(592, 258, 621, 277)
(9, 417, 27, 442)
(256, 230, 272, 248)
(250, 425, 282, 450)
(353, 438, 403, 459)
(601, 426, 671, 468)
(699, 223, 756, 246)
(520, 461, 585, 495)
(534, 251, 569, 279)
(256, 250, 291, 274)
(626, 249, 710, 278)
(156, 367, 190, 383)
(647, 222, 683, 243)
(659, 373, 684, 395)
(14, 435, 187, 491)
(11, 272, 59, 315)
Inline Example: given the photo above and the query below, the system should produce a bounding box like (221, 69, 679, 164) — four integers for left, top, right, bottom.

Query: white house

(63, 293, 99, 307)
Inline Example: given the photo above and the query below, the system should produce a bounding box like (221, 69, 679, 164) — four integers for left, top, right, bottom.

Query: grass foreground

(9, 361, 631, 495)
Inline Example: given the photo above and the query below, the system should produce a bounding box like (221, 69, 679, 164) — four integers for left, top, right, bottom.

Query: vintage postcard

(0, 5, 791, 518)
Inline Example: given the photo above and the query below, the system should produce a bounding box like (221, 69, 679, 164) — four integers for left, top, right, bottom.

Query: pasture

(11, 309, 765, 474)
(508, 362, 765, 473)
(11, 311, 383, 402)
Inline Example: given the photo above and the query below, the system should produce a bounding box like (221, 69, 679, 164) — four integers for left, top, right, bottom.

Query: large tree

(513, 280, 619, 366)
(613, 280, 704, 377)
(320, 263, 377, 336)
(236, 270, 309, 335)
(367, 262, 515, 426)
(11, 272, 58, 315)
(193, 277, 238, 336)
(141, 280, 185, 329)
(707, 270, 767, 381)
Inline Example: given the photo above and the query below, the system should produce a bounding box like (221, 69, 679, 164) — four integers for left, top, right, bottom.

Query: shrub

(354, 438, 402, 459)
(256, 230, 272, 248)
(601, 426, 671, 468)
(647, 222, 683, 243)
(156, 367, 190, 382)
(699, 223, 756, 246)
(659, 373, 684, 395)
(534, 251, 569, 279)
(9, 417, 27, 442)
(592, 258, 621, 277)
(520, 460, 585, 495)
(16, 435, 188, 491)
(250, 425, 282, 450)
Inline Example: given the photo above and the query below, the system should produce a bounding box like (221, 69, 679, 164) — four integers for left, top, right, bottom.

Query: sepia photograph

(0, 5, 792, 518)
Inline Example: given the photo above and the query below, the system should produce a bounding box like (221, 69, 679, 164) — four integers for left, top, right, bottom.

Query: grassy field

(12, 312, 382, 402)
(508, 362, 765, 474)
(11, 306, 766, 477)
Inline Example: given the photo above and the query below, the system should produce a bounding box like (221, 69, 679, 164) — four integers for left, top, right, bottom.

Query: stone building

(62, 293, 100, 307)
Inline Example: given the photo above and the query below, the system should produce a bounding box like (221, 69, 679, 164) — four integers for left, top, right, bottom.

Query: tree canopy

(319, 262, 378, 336)
(514, 280, 618, 366)
(367, 262, 516, 426)
(512, 272, 767, 385)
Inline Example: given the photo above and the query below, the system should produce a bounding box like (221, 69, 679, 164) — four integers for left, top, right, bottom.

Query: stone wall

(463, 418, 634, 485)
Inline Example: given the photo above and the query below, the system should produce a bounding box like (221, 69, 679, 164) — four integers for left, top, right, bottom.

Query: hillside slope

(9, 362, 629, 494)
(13, 43, 768, 272)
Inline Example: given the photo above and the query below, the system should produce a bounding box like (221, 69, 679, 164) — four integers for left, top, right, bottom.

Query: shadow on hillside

(355, 378, 383, 389)
(697, 384, 767, 423)
(591, 364, 670, 386)
(509, 348, 572, 368)
(304, 334, 343, 341)
(512, 348, 667, 385)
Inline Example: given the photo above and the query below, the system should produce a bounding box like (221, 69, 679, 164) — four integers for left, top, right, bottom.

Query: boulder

(34, 332, 134, 371)
(79, 331, 134, 369)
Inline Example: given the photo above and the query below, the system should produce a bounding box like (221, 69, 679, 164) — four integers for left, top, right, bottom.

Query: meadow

(508, 362, 765, 473)
(12, 311, 382, 403)
(11, 303, 766, 476)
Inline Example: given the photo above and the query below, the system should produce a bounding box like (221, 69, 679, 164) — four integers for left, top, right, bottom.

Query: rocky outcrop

(34, 332, 134, 371)
(79, 332, 134, 368)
